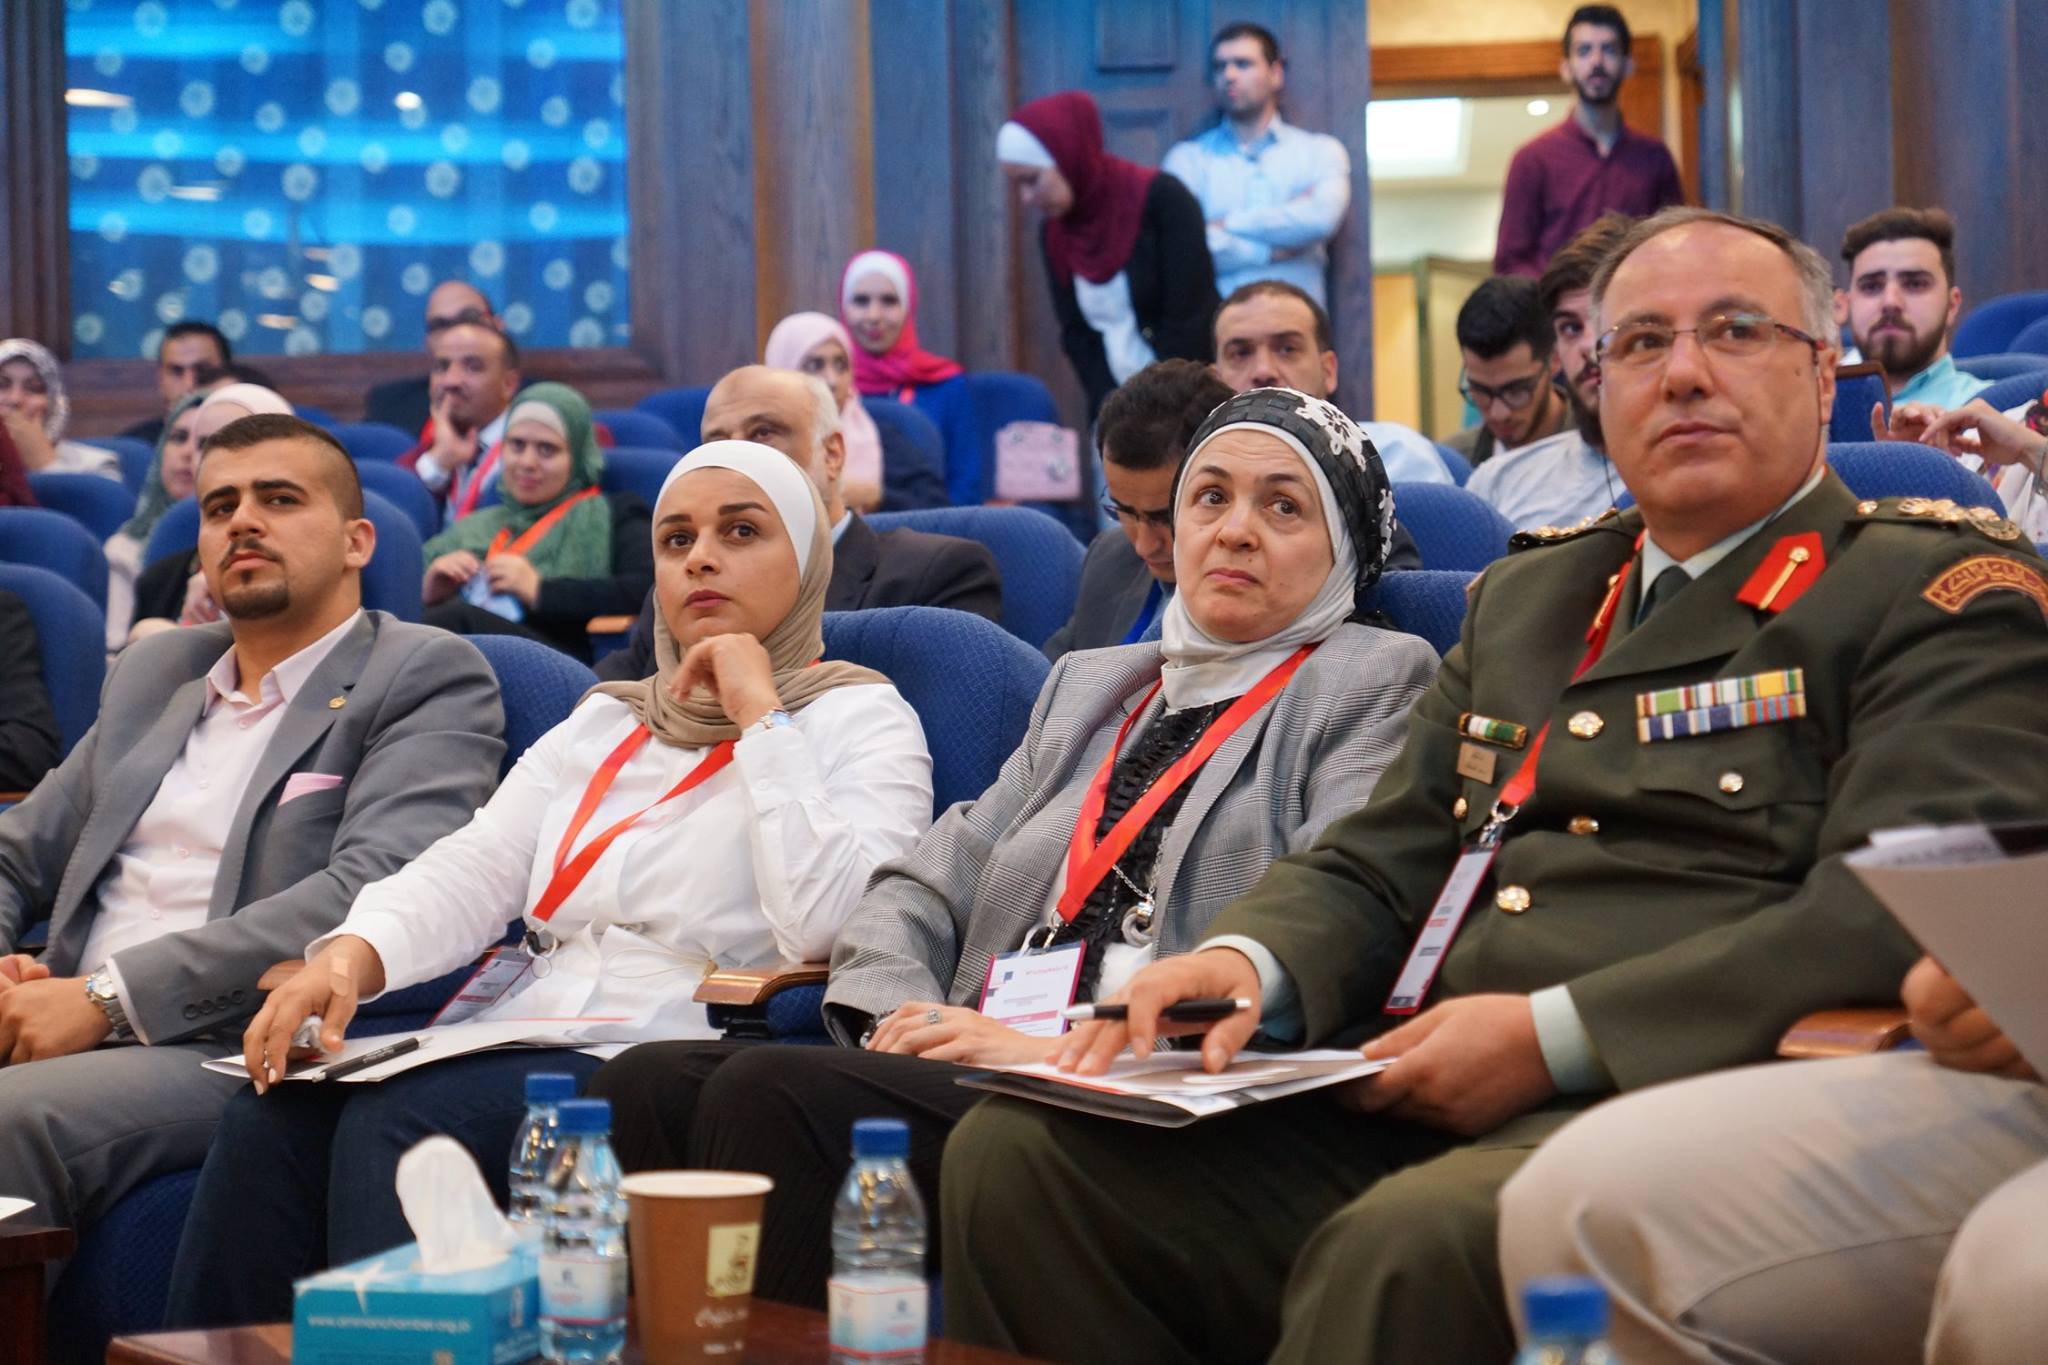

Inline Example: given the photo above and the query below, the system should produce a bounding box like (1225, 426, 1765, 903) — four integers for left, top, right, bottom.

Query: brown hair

(1538, 212, 1638, 318)
(199, 412, 364, 519)
(1213, 279, 1332, 354)
(1840, 206, 1957, 287)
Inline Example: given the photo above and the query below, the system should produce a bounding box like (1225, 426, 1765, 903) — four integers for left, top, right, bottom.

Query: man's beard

(1565, 382, 1605, 453)
(1864, 322, 1946, 381)
(1574, 72, 1618, 107)
(222, 579, 291, 619)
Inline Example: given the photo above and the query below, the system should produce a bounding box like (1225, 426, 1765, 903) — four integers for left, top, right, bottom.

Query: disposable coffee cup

(620, 1171, 774, 1360)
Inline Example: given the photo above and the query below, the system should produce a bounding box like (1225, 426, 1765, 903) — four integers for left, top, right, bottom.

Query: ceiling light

(394, 91, 422, 111)
(66, 89, 134, 108)
(1366, 99, 1470, 180)
(1527, 99, 1551, 117)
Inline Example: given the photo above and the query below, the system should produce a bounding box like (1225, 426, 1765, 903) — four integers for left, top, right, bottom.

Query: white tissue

(395, 1135, 523, 1274)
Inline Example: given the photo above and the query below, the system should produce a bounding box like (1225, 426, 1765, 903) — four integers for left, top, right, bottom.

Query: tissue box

(292, 1240, 540, 1365)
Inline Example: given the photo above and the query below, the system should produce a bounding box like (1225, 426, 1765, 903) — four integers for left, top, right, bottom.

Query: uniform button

(1567, 815, 1600, 836)
(1718, 771, 1745, 794)
(1856, 500, 1879, 514)
(232, 989, 246, 1004)
(183, 1005, 199, 1020)
(1452, 797, 1469, 819)
(1495, 885, 1532, 914)
(1567, 711, 1604, 739)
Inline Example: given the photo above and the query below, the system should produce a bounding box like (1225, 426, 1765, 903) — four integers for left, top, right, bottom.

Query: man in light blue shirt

(1838, 206, 1991, 410)
(1161, 23, 1350, 308)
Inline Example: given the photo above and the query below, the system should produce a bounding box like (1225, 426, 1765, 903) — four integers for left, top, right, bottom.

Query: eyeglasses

(1596, 312, 1822, 370)
(1458, 369, 1551, 412)
(1101, 498, 1174, 533)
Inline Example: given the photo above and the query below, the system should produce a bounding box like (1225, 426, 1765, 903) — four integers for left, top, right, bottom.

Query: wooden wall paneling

(1889, 0, 2021, 311)
(1096, 0, 1180, 73)
(1691, 0, 1732, 210)
(946, 0, 1020, 374)
(625, 0, 757, 388)
(1789, 0, 1891, 285)
(1370, 36, 1664, 145)
(0, 0, 69, 349)
(871, 0, 961, 358)
(2012, 0, 2048, 295)
(1321, 0, 1374, 420)
(750, 0, 876, 351)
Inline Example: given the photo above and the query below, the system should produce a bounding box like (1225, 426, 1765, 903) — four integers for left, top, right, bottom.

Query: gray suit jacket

(825, 622, 1439, 1041)
(0, 612, 505, 1043)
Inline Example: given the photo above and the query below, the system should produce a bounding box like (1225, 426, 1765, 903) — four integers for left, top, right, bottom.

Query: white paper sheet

(976, 1048, 1395, 1120)
(0, 1196, 31, 1222)
(201, 1015, 631, 1084)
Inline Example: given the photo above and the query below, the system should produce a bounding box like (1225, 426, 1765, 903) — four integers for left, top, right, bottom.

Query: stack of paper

(959, 1049, 1393, 1127)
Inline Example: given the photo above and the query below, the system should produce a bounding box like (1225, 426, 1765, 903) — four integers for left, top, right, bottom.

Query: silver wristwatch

(741, 709, 793, 739)
(84, 967, 135, 1042)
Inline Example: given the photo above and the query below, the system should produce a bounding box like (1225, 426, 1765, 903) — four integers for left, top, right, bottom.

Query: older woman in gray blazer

(588, 387, 1439, 1307)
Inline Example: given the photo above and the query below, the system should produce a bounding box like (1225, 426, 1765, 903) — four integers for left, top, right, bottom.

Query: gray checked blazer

(0, 612, 505, 1044)
(825, 621, 1439, 1042)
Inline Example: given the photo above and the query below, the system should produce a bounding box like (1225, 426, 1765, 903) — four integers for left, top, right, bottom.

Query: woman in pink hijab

(764, 312, 886, 513)
(839, 252, 981, 504)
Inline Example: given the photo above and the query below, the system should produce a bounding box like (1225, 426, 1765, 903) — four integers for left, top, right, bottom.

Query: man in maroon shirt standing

(1494, 5, 1682, 277)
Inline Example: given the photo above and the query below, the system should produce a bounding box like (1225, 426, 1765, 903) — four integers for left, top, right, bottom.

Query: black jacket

(595, 512, 1003, 681)
(0, 590, 59, 792)
(1045, 175, 1219, 419)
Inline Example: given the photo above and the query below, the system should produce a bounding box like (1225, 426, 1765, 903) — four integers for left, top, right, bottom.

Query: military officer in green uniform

(936, 207, 2048, 1364)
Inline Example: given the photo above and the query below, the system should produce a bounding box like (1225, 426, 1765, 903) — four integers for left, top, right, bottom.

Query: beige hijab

(589, 440, 887, 747)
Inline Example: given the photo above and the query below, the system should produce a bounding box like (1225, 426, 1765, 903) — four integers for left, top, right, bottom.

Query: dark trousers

(941, 1094, 1544, 1365)
(422, 598, 587, 662)
(163, 1048, 604, 1329)
(588, 1041, 982, 1310)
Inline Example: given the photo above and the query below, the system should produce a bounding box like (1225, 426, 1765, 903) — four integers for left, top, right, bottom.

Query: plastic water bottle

(828, 1118, 929, 1363)
(539, 1098, 627, 1365)
(1513, 1276, 1615, 1365)
(508, 1072, 577, 1235)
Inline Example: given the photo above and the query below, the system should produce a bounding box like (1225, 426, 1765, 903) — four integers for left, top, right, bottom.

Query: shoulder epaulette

(1851, 496, 2026, 543)
(1507, 504, 1626, 551)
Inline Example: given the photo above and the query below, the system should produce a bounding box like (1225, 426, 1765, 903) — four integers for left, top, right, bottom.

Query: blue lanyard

(1121, 580, 1165, 646)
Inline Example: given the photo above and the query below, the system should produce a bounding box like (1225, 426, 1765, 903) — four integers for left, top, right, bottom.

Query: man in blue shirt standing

(1837, 206, 1991, 410)
(1162, 23, 1351, 308)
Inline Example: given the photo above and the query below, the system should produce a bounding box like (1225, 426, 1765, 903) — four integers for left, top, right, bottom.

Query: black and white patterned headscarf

(1156, 387, 1395, 708)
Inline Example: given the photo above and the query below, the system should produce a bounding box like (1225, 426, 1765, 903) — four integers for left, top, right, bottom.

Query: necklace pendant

(1120, 898, 1158, 947)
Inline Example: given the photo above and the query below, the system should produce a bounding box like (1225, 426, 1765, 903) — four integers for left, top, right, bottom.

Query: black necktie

(1636, 565, 1692, 625)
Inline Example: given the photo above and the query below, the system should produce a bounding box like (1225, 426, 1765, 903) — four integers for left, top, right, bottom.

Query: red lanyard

(452, 439, 504, 519)
(1479, 534, 1643, 837)
(1055, 645, 1315, 922)
(486, 487, 600, 559)
(527, 726, 736, 923)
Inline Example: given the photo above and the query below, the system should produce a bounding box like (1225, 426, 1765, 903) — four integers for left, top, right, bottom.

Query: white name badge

(978, 942, 1086, 1037)
(430, 947, 535, 1027)
(1384, 846, 1500, 1014)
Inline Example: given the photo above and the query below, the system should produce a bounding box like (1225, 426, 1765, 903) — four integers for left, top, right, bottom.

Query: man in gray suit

(0, 412, 504, 1236)
(1042, 360, 1232, 660)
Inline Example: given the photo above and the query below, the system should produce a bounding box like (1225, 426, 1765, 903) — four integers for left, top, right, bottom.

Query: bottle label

(540, 1253, 626, 1325)
(828, 1274, 928, 1358)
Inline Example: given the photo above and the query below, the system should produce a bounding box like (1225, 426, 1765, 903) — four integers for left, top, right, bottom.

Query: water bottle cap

(524, 1072, 578, 1105)
(851, 1117, 910, 1158)
(1522, 1276, 1608, 1339)
(555, 1098, 612, 1135)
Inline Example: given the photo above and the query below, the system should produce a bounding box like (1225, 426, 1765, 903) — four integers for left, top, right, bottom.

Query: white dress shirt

(52, 439, 124, 481)
(1162, 115, 1351, 305)
(1360, 421, 1455, 486)
(1467, 429, 1624, 531)
(416, 407, 510, 528)
(1073, 272, 1157, 388)
(315, 687, 934, 1045)
(84, 611, 365, 1039)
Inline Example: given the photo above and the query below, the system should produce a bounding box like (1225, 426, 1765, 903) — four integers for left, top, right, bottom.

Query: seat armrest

(694, 961, 829, 1008)
(1778, 1007, 1912, 1059)
(586, 615, 634, 635)
(0, 1224, 75, 1365)
(0, 792, 27, 805)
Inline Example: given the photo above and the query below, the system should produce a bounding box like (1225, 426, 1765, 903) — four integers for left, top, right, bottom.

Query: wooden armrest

(257, 959, 306, 990)
(0, 1224, 75, 1365)
(586, 615, 634, 636)
(694, 961, 829, 1008)
(1778, 1007, 1911, 1059)
(0, 793, 26, 805)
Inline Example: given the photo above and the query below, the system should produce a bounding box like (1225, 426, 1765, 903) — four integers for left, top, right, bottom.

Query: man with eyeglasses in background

(1445, 275, 1575, 470)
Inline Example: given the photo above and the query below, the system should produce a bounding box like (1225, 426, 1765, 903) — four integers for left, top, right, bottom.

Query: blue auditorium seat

(47, 632, 596, 1363)
(1390, 483, 1515, 572)
(599, 446, 681, 507)
(1828, 442, 2006, 512)
(352, 461, 440, 542)
(1953, 353, 2048, 381)
(1830, 370, 1892, 444)
(1953, 291, 2048, 358)
(144, 489, 425, 622)
(636, 384, 712, 448)
(1433, 442, 1473, 486)
(331, 420, 416, 463)
(95, 435, 156, 495)
(293, 404, 341, 431)
(595, 407, 684, 452)
(2010, 316, 2048, 357)
(865, 505, 1083, 649)
(27, 471, 136, 541)
(1972, 369, 2048, 414)
(1365, 570, 1475, 657)
(861, 397, 951, 510)
(0, 563, 105, 757)
(0, 506, 109, 611)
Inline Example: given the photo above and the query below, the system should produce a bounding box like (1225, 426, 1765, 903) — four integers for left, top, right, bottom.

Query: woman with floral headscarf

(999, 91, 1219, 418)
(0, 338, 122, 481)
(421, 381, 654, 661)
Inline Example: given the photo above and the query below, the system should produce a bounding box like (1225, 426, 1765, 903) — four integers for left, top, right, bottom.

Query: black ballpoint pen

(1059, 997, 1252, 1023)
(318, 1036, 422, 1082)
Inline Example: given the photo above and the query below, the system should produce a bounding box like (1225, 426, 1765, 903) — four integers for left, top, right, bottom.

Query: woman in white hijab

(584, 387, 1443, 1310)
(0, 338, 122, 481)
(165, 441, 936, 1328)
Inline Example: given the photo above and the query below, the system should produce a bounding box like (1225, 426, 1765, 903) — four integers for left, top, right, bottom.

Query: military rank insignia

(1922, 555, 2048, 620)
(1635, 669, 1808, 742)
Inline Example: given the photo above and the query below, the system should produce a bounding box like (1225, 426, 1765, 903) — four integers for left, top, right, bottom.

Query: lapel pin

(328, 696, 347, 710)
